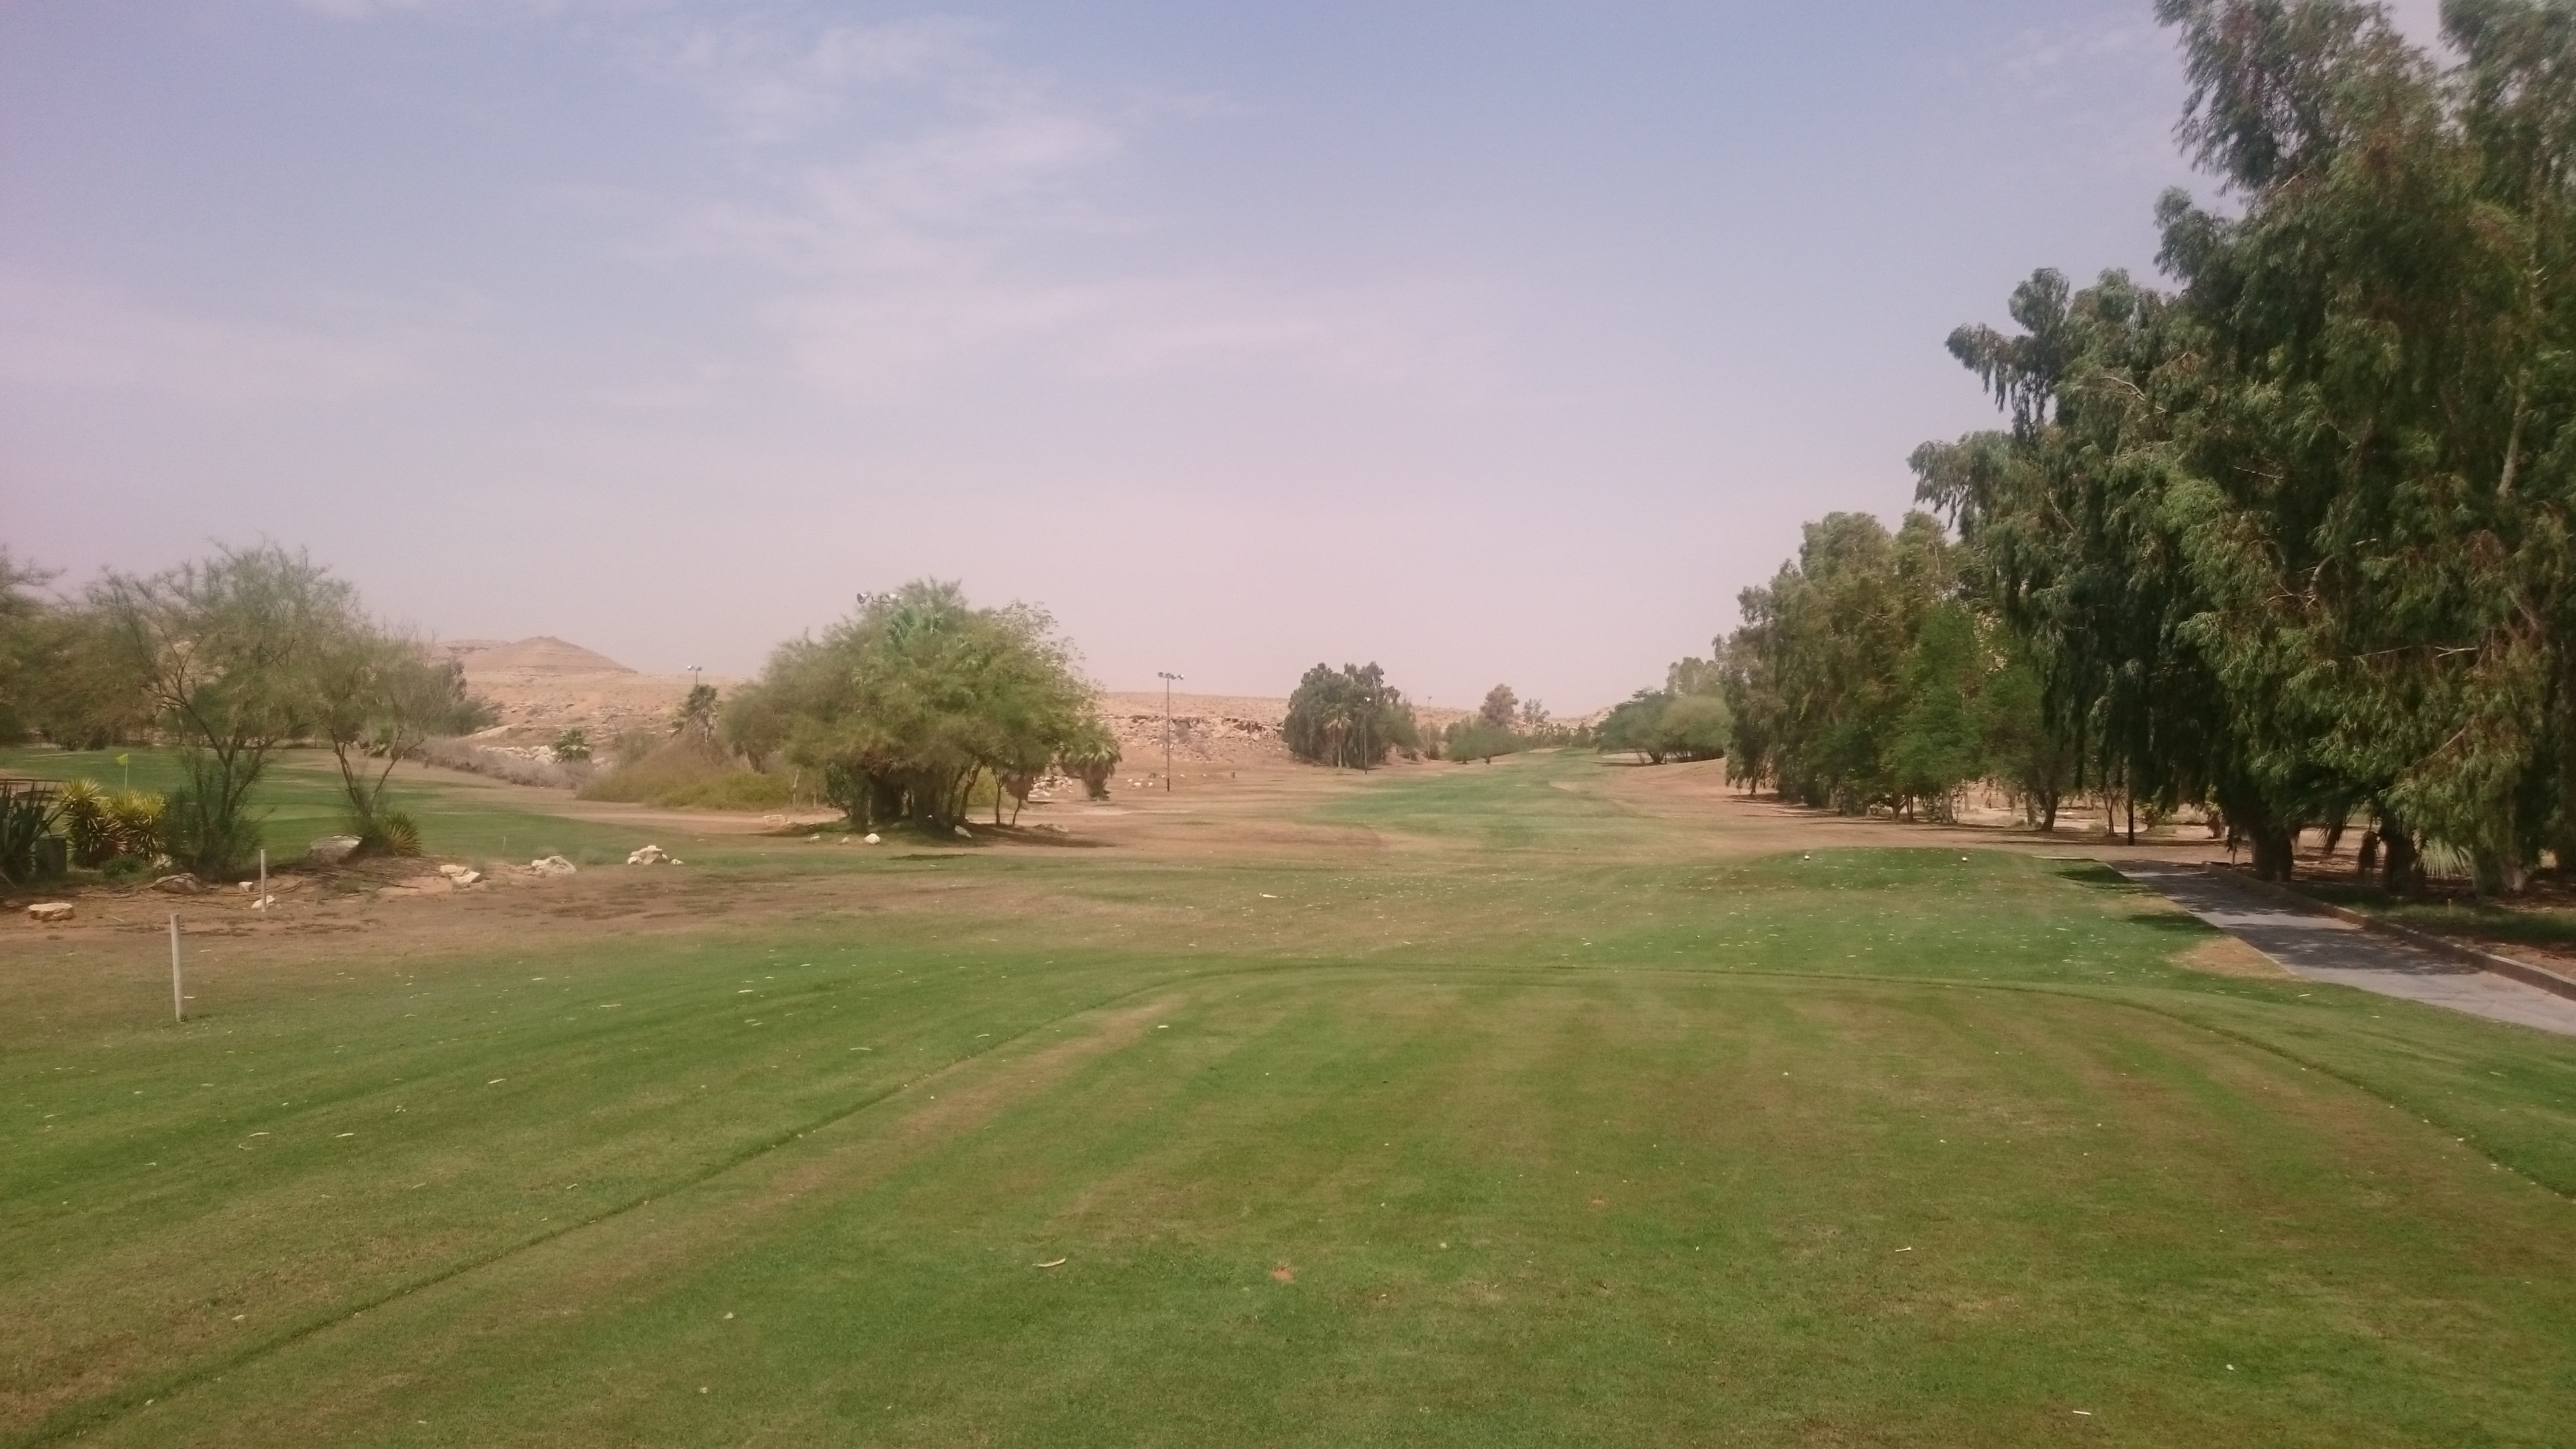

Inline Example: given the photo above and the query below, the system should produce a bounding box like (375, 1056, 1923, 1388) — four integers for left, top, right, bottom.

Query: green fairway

(5, 753, 2574, 1446)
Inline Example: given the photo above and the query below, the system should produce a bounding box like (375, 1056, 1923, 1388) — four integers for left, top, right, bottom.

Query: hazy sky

(1, 1, 2449, 711)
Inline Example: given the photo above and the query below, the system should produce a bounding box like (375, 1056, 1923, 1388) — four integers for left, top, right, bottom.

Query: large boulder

(152, 873, 206, 895)
(309, 835, 364, 867)
(27, 902, 73, 924)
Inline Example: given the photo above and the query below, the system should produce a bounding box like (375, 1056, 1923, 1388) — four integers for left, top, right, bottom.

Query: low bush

(580, 737, 788, 811)
(420, 738, 582, 790)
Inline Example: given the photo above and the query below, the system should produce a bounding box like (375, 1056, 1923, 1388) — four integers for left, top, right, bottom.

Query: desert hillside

(445, 643, 1471, 770)
(443, 637, 731, 751)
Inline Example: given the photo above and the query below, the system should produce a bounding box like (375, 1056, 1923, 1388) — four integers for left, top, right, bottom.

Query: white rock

(863, 833, 881, 845)
(437, 865, 484, 886)
(153, 873, 206, 896)
(954, 826, 972, 839)
(250, 894, 278, 910)
(28, 902, 73, 923)
(308, 835, 364, 866)
(627, 845, 670, 866)
(529, 855, 578, 877)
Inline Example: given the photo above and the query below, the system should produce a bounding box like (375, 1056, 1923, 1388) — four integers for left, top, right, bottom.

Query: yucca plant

(358, 811, 423, 858)
(55, 780, 113, 867)
(105, 791, 166, 861)
(0, 784, 61, 885)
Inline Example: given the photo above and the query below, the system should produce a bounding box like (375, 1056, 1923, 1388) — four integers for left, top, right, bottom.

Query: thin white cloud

(655, 14, 1007, 144)
(645, 15, 1496, 402)
(0, 270, 416, 405)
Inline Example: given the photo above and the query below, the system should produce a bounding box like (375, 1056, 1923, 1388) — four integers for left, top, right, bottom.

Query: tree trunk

(2381, 823, 2419, 898)
(2251, 823, 2296, 883)
(2472, 845, 2528, 898)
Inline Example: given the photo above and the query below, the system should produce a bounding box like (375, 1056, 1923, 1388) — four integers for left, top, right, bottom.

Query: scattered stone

(308, 835, 364, 866)
(627, 845, 672, 866)
(863, 833, 881, 845)
(153, 873, 206, 896)
(953, 826, 972, 839)
(28, 902, 73, 924)
(529, 855, 578, 877)
(237, 881, 256, 894)
(436, 864, 483, 886)
(250, 894, 279, 910)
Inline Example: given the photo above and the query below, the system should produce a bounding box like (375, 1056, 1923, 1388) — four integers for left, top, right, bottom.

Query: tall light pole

(1157, 672, 1183, 792)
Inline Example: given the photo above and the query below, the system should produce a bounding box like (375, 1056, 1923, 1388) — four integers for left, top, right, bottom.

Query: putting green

(5, 753, 2573, 1446)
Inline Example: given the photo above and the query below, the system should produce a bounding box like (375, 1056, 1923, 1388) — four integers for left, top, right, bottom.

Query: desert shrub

(0, 783, 61, 885)
(106, 790, 164, 859)
(370, 811, 423, 857)
(100, 854, 152, 883)
(56, 780, 112, 865)
(419, 738, 580, 789)
(581, 735, 788, 810)
(163, 787, 261, 879)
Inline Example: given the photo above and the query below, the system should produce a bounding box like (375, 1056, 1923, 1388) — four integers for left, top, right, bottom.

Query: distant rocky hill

(441, 637, 720, 757)
(441, 636, 635, 675)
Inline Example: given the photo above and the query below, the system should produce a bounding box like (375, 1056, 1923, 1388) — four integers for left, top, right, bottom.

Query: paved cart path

(2115, 861, 2576, 1037)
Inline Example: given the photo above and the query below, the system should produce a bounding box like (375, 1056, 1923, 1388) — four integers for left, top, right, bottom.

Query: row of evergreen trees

(1716, 1, 2576, 892)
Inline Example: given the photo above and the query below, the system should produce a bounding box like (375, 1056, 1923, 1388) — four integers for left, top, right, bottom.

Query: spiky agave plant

(55, 780, 112, 867)
(105, 791, 166, 861)
(374, 812, 423, 857)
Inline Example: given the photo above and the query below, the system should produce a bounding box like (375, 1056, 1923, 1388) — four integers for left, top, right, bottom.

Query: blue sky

(0, 1, 2448, 710)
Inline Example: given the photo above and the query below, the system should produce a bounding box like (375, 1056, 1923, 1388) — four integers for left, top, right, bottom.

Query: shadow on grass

(2116, 909, 2222, 936)
(2046, 861, 2153, 894)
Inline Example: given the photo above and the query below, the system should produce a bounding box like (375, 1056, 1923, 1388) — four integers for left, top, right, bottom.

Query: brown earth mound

(443, 636, 635, 674)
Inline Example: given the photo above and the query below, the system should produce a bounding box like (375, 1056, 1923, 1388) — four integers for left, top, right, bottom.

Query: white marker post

(258, 848, 267, 908)
(169, 914, 183, 1022)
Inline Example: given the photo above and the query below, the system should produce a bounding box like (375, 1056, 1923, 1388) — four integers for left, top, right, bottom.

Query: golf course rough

(3, 749, 2573, 1446)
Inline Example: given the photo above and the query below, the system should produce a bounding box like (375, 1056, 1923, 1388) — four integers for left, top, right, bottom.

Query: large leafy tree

(1283, 662, 1420, 769)
(735, 580, 1105, 831)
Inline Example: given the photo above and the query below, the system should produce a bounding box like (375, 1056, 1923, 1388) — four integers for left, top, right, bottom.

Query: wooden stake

(169, 914, 183, 1022)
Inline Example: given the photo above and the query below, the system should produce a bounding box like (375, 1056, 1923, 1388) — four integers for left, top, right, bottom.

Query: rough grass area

(4, 753, 2573, 1446)
(0, 747, 665, 873)
(577, 739, 790, 812)
(2299, 875, 2576, 953)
